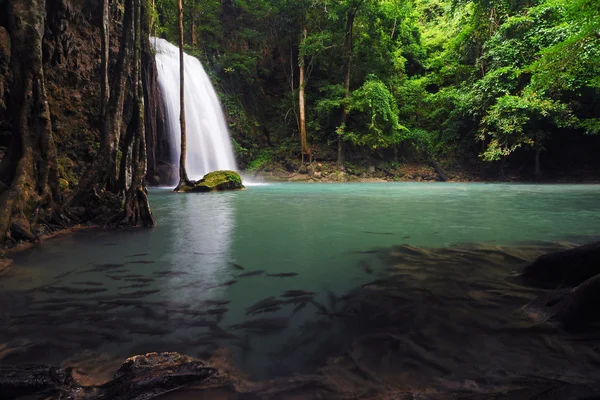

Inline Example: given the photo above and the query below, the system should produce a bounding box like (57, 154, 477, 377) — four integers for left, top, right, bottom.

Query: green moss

(176, 170, 245, 193)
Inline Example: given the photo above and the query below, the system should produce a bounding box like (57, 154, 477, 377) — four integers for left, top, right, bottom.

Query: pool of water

(1, 183, 600, 387)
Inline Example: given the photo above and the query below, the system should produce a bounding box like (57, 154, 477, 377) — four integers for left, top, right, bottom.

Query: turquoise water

(2, 183, 600, 384)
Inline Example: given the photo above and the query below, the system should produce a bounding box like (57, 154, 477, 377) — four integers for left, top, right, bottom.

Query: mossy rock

(177, 170, 245, 193)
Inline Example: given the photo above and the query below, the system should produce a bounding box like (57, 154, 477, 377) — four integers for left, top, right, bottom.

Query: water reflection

(164, 192, 237, 306)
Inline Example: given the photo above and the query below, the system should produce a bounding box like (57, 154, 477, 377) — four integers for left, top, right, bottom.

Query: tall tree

(299, 26, 309, 159)
(100, 0, 110, 120)
(121, 0, 156, 226)
(176, 0, 190, 188)
(0, 0, 61, 243)
(338, 0, 366, 168)
(191, 0, 198, 51)
(70, 0, 134, 204)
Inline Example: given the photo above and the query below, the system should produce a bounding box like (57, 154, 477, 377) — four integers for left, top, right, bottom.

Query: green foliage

(153, 0, 599, 169)
(345, 76, 408, 149)
(247, 150, 274, 172)
(480, 89, 576, 160)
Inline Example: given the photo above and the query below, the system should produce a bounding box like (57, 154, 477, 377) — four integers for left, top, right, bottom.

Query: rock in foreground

(518, 241, 600, 289)
(0, 352, 222, 400)
(175, 170, 245, 193)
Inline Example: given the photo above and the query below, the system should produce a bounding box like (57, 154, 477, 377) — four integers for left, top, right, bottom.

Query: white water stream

(152, 37, 237, 181)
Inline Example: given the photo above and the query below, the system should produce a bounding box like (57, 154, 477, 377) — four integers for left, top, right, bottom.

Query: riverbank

(246, 160, 600, 183)
(0, 225, 98, 257)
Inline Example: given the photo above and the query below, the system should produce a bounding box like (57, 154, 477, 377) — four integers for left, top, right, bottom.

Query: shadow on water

(2, 239, 600, 397)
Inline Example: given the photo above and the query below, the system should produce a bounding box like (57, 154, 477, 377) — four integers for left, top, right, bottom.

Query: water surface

(2, 183, 600, 388)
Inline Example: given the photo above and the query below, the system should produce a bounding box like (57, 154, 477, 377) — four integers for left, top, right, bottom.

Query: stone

(176, 170, 245, 193)
(525, 274, 600, 330)
(0, 352, 221, 400)
(518, 241, 600, 289)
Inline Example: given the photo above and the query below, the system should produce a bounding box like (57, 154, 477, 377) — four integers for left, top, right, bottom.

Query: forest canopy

(153, 0, 600, 176)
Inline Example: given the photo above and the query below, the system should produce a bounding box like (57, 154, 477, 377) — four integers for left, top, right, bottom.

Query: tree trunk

(338, 11, 356, 169)
(176, 0, 190, 188)
(299, 27, 309, 159)
(191, 0, 197, 52)
(427, 155, 449, 182)
(0, 0, 60, 244)
(121, 0, 155, 227)
(142, 38, 164, 185)
(69, 0, 134, 207)
(100, 0, 110, 120)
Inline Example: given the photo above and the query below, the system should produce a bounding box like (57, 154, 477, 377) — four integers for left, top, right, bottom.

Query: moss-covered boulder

(176, 170, 245, 193)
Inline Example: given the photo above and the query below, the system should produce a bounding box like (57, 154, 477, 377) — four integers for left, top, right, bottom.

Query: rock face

(519, 241, 600, 330)
(176, 170, 245, 193)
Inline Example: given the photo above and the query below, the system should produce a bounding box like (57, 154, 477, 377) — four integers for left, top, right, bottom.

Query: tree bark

(427, 155, 449, 182)
(338, 10, 357, 169)
(142, 36, 165, 185)
(176, 0, 190, 188)
(69, 0, 134, 207)
(191, 0, 197, 52)
(0, 0, 60, 243)
(121, 0, 155, 227)
(100, 0, 110, 120)
(299, 27, 309, 159)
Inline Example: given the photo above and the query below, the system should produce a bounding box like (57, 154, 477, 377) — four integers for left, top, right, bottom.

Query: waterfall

(152, 37, 237, 182)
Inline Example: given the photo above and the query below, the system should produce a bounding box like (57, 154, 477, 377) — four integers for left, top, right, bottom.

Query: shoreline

(246, 174, 600, 184)
(241, 161, 600, 184)
(3, 176, 599, 255)
(0, 225, 96, 259)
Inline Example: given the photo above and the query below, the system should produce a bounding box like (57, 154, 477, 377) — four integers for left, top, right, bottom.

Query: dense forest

(155, 0, 600, 179)
(0, 0, 599, 243)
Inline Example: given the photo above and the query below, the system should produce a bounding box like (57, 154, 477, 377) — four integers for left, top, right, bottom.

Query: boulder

(176, 170, 245, 193)
(99, 352, 220, 399)
(518, 241, 600, 289)
(525, 274, 600, 331)
(0, 352, 221, 400)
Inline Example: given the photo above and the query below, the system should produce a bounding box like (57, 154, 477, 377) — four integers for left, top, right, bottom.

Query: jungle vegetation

(154, 0, 600, 175)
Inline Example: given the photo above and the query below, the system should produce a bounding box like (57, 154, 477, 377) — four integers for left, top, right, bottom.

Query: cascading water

(152, 37, 237, 182)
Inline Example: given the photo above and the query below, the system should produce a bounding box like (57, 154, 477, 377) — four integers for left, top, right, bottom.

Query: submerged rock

(518, 241, 600, 289)
(525, 273, 600, 331)
(176, 170, 245, 193)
